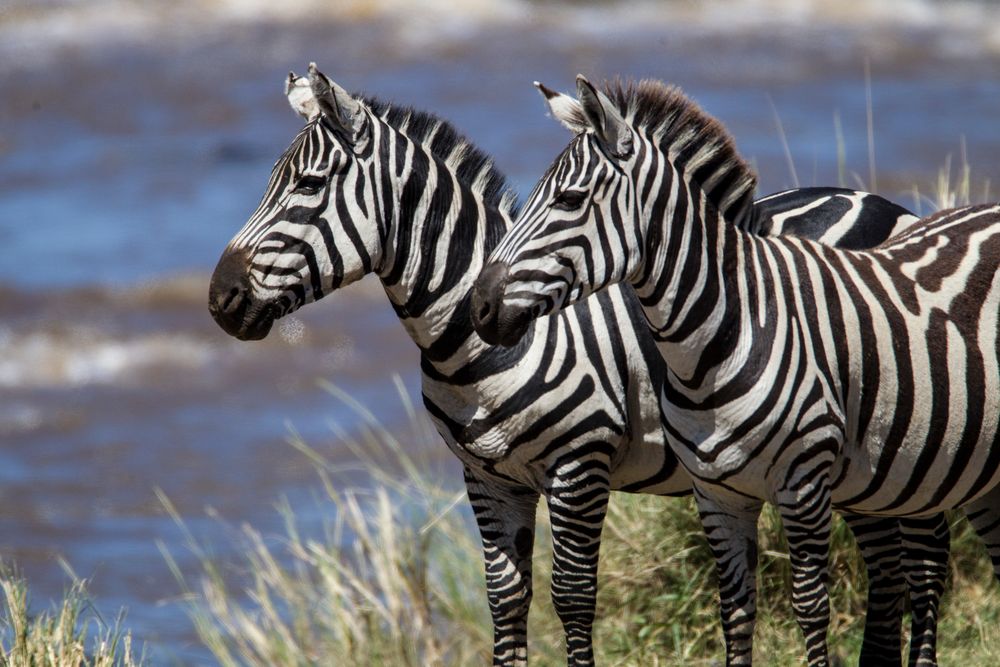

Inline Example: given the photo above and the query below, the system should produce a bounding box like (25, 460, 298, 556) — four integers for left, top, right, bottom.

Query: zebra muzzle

(208, 248, 274, 341)
(471, 261, 531, 348)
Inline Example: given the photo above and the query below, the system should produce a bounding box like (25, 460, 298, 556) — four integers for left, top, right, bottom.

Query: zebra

(208, 64, 948, 666)
(472, 75, 1000, 667)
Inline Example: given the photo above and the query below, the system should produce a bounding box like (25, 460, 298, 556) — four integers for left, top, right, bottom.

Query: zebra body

(473, 76, 1000, 666)
(209, 66, 946, 666)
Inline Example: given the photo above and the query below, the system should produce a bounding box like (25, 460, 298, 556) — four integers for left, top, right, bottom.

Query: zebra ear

(308, 63, 368, 146)
(285, 71, 320, 121)
(534, 81, 588, 134)
(575, 75, 633, 159)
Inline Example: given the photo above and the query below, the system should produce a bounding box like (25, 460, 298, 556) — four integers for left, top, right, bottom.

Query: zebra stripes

(474, 75, 1000, 666)
(209, 65, 950, 666)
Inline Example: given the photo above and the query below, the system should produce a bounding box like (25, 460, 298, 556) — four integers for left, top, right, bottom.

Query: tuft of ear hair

(307, 62, 366, 144)
(575, 75, 633, 159)
(285, 71, 320, 121)
(534, 81, 588, 134)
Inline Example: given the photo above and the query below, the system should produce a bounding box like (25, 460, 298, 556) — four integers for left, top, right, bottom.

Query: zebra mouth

(233, 302, 277, 341)
(208, 286, 277, 341)
(494, 306, 532, 347)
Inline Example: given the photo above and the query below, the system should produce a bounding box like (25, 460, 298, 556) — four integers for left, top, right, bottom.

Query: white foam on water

(0, 325, 214, 388)
(4, 0, 1000, 66)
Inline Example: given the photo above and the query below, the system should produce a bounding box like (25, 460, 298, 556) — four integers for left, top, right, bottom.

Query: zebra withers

(209, 65, 949, 667)
(473, 76, 1000, 666)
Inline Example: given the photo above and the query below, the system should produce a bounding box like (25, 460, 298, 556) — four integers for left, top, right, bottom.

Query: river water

(1, 0, 999, 662)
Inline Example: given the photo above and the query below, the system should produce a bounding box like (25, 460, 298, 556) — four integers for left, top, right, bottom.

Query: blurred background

(1, 0, 999, 663)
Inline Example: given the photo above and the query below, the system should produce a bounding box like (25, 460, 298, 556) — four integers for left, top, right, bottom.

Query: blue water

(2, 1, 1000, 662)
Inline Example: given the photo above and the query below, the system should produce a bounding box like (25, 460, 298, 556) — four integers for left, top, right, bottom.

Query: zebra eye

(293, 175, 327, 196)
(553, 189, 587, 210)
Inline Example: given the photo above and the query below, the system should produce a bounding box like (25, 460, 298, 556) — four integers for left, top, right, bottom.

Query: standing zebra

(209, 65, 946, 666)
(472, 75, 1000, 667)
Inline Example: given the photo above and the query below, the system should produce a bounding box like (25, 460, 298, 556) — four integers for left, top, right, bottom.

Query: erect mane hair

(361, 95, 520, 221)
(602, 78, 758, 224)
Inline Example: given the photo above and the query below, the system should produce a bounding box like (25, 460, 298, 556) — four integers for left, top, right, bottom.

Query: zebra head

(209, 64, 380, 340)
(472, 75, 642, 347)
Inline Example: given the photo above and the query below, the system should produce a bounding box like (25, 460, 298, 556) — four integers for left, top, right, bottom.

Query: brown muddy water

(2, 0, 1000, 662)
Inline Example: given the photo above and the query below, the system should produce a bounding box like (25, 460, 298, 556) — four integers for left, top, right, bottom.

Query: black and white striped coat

(474, 76, 1000, 667)
(210, 66, 947, 667)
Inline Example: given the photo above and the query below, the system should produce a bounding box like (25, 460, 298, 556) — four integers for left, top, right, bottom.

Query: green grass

(0, 563, 141, 667)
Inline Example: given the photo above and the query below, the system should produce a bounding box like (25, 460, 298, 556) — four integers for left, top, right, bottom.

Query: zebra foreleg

(545, 449, 612, 667)
(843, 513, 906, 666)
(465, 467, 540, 667)
(693, 487, 763, 667)
(776, 469, 834, 667)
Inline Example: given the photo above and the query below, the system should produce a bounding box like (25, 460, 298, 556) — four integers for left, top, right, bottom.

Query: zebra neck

(633, 184, 767, 396)
(378, 150, 514, 371)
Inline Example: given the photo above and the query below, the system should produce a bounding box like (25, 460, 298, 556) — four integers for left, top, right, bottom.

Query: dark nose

(471, 261, 510, 339)
(208, 248, 253, 338)
(471, 261, 510, 345)
(472, 261, 532, 347)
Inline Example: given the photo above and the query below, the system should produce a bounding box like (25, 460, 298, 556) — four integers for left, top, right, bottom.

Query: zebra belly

(831, 429, 1000, 515)
(827, 310, 1000, 515)
(659, 388, 1000, 515)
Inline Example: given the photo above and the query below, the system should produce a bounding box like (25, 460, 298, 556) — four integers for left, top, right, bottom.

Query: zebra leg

(545, 449, 612, 667)
(693, 487, 763, 667)
(899, 514, 949, 667)
(964, 485, 1000, 581)
(842, 514, 905, 666)
(776, 473, 834, 667)
(465, 467, 540, 667)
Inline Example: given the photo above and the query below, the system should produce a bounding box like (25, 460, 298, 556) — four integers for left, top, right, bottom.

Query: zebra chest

(421, 383, 534, 462)
(428, 414, 552, 491)
(420, 382, 604, 491)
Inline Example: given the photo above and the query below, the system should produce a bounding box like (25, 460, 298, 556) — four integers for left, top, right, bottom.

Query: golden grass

(0, 563, 141, 667)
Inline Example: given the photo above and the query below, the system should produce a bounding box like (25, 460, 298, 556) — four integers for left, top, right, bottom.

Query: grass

(0, 563, 141, 667)
(151, 380, 1000, 666)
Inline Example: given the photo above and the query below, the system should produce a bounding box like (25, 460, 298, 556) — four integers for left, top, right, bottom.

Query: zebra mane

(361, 96, 520, 219)
(603, 79, 758, 223)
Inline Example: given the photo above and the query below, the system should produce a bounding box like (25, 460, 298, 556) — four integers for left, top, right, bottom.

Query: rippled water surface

(2, 0, 1000, 661)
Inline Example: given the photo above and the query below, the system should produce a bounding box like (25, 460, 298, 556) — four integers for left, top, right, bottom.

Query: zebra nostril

(471, 261, 512, 342)
(477, 299, 493, 323)
(222, 286, 243, 313)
